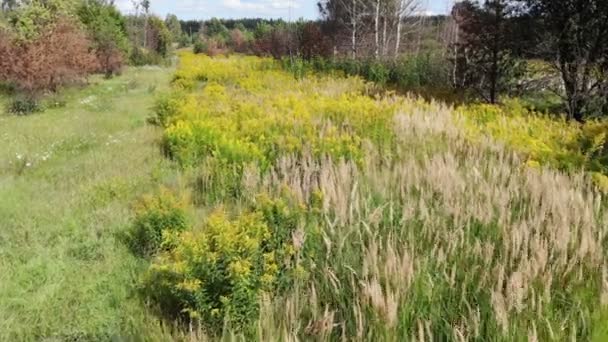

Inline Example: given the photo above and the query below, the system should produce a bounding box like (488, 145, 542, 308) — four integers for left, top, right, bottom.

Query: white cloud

(223, 0, 262, 10)
(414, 9, 436, 16)
(113, 0, 315, 20)
(222, 0, 300, 13)
(173, 0, 208, 12)
(114, 0, 207, 16)
(114, 0, 134, 13)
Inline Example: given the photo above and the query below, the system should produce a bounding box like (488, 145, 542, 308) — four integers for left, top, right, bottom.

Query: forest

(1, 0, 608, 340)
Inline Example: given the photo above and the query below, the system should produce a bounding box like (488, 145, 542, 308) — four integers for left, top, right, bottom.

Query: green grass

(0, 67, 178, 340)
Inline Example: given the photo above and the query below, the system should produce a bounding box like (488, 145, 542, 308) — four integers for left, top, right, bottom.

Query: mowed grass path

(0, 67, 176, 340)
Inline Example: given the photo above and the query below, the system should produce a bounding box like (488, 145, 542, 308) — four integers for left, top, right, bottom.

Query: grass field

(1, 54, 608, 341)
(0, 67, 178, 340)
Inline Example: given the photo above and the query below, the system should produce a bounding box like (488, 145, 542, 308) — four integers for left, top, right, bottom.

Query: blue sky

(115, 0, 453, 21)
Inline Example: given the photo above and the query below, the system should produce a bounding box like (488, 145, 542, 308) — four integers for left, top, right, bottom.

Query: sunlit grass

(0, 67, 179, 340)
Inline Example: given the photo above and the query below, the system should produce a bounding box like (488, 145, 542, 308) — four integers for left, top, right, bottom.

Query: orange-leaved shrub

(95, 45, 124, 78)
(0, 17, 98, 100)
(229, 28, 248, 53)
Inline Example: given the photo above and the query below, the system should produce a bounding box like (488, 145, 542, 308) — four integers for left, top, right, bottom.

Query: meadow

(138, 52, 608, 340)
(1, 51, 608, 341)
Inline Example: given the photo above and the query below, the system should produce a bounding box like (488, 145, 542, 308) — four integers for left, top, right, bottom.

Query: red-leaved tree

(229, 28, 248, 53)
(300, 22, 332, 60)
(0, 18, 98, 98)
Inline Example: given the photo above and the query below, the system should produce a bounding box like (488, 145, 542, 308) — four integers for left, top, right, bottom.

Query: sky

(114, 0, 453, 21)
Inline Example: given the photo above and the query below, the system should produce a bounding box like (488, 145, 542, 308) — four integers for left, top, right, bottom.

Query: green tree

(452, 0, 521, 104)
(164, 13, 181, 43)
(147, 16, 170, 57)
(524, 0, 608, 121)
(204, 17, 228, 38)
(78, 0, 129, 77)
(7, 0, 80, 40)
(253, 21, 272, 40)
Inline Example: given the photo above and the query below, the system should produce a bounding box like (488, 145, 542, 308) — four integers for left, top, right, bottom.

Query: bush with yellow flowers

(154, 52, 404, 169)
(158, 52, 608, 181)
(150, 90, 187, 126)
(140, 192, 308, 332)
(128, 188, 189, 257)
(459, 100, 608, 175)
(579, 121, 608, 172)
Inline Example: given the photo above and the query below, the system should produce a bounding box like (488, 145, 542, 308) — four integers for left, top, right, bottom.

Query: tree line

(187, 0, 607, 121)
(2, 0, 606, 120)
(314, 0, 608, 121)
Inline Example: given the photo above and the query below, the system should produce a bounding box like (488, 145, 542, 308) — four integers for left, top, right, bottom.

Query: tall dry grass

(166, 101, 608, 340)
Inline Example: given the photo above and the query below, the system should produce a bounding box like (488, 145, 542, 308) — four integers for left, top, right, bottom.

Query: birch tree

(319, 0, 420, 58)
(374, 0, 421, 58)
(318, 0, 372, 58)
(394, 0, 420, 57)
(374, 0, 380, 58)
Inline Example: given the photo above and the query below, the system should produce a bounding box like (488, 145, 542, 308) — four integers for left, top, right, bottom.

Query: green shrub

(128, 188, 189, 257)
(7, 97, 41, 115)
(283, 54, 452, 96)
(580, 121, 608, 173)
(281, 57, 309, 79)
(149, 91, 185, 126)
(193, 39, 208, 55)
(177, 33, 192, 48)
(336, 58, 362, 76)
(0, 82, 16, 95)
(147, 16, 172, 58)
(129, 47, 165, 66)
(389, 53, 449, 89)
(362, 60, 390, 85)
(77, 0, 129, 77)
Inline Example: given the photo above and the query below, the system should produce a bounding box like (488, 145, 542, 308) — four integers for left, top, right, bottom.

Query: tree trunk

(374, 0, 380, 59)
(143, 15, 148, 49)
(489, 48, 498, 104)
(382, 13, 388, 56)
(395, 1, 403, 58)
(351, 19, 357, 59)
(561, 65, 585, 123)
(351, 0, 357, 59)
(564, 76, 585, 123)
(451, 20, 460, 86)
(488, 3, 502, 104)
(415, 12, 425, 56)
